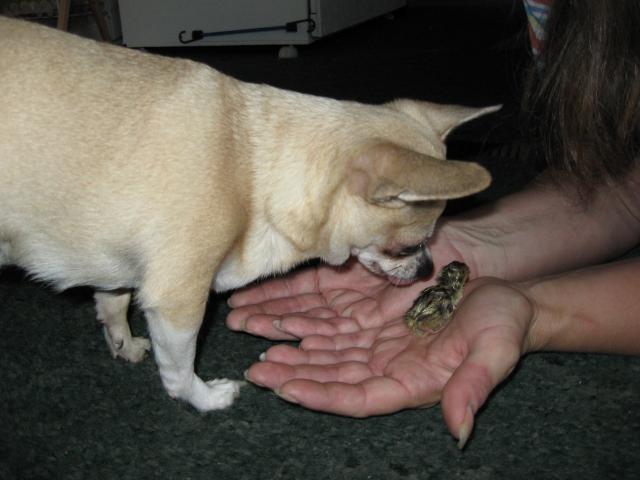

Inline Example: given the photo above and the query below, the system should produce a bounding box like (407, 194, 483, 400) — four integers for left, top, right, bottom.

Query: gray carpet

(2, 2, 639, 479)
(2, 274, 639, 479)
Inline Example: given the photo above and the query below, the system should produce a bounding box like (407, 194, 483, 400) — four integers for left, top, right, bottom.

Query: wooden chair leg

(88, 0, 111, 42)
(57, 0, 70, 31)
(57, 0, 111, 42)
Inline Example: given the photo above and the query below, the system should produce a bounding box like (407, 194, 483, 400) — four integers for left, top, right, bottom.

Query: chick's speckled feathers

(404, 261, 469, 335)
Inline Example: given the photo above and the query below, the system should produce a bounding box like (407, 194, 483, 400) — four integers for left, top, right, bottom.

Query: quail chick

(404, 261, 470, 335)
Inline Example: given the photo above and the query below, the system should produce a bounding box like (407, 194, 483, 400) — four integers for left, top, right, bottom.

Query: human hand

(226, 224, 474, 340)
(235, 278, 536, 448)
(226, 257, 431, 340)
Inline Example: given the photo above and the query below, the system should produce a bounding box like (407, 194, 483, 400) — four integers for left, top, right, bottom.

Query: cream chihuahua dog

(0, 17, 496, 411)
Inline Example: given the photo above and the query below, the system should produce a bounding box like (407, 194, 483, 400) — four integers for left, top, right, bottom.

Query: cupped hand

(226, 224, 473, 340)
(226, 257, 433, 340)
(234, 277, 536, 448)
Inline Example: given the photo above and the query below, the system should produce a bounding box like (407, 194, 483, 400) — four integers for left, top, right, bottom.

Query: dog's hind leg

(95, 290, 151, 363)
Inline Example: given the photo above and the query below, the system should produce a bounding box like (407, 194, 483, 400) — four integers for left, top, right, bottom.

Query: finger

(226, 303, 272, 332)
(228, 270, 320, 307)
(226, 304, 297, 339)
(299, 321, 408, 351)
(304, 307, 337, 319)
(226, 294, 331, 339)
(275, 377, 419, 418)
(440, 336, 520, 449)
(246, 360, 374, 390)
(299, 329, 381, 351)
(243, 314, 299, 341)
(274, 315, 362, 338)
(227, 292, 328, 327)
(261, 344, 371, 366)
(228, 307, 361, 340)
(324, 289, 380, 317)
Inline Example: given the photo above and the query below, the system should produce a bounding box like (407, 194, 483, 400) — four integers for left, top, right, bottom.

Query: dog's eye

(398, 244, 423, 257)
(386, 243, 423, 258)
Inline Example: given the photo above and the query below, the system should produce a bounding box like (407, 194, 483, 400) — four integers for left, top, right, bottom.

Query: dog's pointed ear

(388, 100, 501, 140)
(349, 143, 491, 207)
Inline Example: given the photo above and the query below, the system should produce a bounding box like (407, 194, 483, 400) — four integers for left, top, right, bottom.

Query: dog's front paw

(103, 326, 151, 363)
(189, 378, 245, 411)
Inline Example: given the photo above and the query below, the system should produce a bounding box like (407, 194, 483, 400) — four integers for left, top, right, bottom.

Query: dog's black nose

(415, 248, 433, 278)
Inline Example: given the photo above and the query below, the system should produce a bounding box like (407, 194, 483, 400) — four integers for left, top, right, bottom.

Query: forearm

(440, 170, 640, 280)
(523, 257, 640, 355)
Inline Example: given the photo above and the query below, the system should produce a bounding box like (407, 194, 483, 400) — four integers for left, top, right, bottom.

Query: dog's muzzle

(353, 243, 434, 283)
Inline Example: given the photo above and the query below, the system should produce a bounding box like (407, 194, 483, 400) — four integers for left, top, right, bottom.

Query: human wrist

(515, 259, 640, 356)
(517, 276, 567, 354)
(436, 218, 507, 280)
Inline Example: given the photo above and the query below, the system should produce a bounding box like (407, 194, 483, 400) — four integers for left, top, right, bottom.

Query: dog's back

(0, 17, 240, 290)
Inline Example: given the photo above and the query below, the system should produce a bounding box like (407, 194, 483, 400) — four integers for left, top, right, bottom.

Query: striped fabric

(523, 0, 553, 55)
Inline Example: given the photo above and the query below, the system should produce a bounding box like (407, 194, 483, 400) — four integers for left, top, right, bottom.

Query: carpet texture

(2, 2, 639, 479)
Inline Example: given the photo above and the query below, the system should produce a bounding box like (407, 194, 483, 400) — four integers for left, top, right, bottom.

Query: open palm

(232, 278, 532, 447)
(226, 224, 533, 445)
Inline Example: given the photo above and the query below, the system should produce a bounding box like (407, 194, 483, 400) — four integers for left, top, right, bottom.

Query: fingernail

(273, 320, 283, 331)
(457, 405, 475, 450)
(243, 369, 263, 387)
(236, 318, 247, 332)
(259, 352, 266, 361)
(275, 389, 299, 404)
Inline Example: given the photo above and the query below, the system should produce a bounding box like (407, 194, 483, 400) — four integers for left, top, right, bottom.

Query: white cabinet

(118, 0, 406, 47)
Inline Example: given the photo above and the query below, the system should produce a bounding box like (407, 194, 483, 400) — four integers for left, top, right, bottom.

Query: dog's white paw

(189, 378, 245, 411)
(103, 326, 151, 363)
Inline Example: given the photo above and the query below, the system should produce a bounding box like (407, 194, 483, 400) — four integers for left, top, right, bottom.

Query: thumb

(440, 334, 521, 449)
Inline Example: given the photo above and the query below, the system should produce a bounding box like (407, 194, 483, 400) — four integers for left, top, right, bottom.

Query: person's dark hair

(523, 0, 640, 198)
